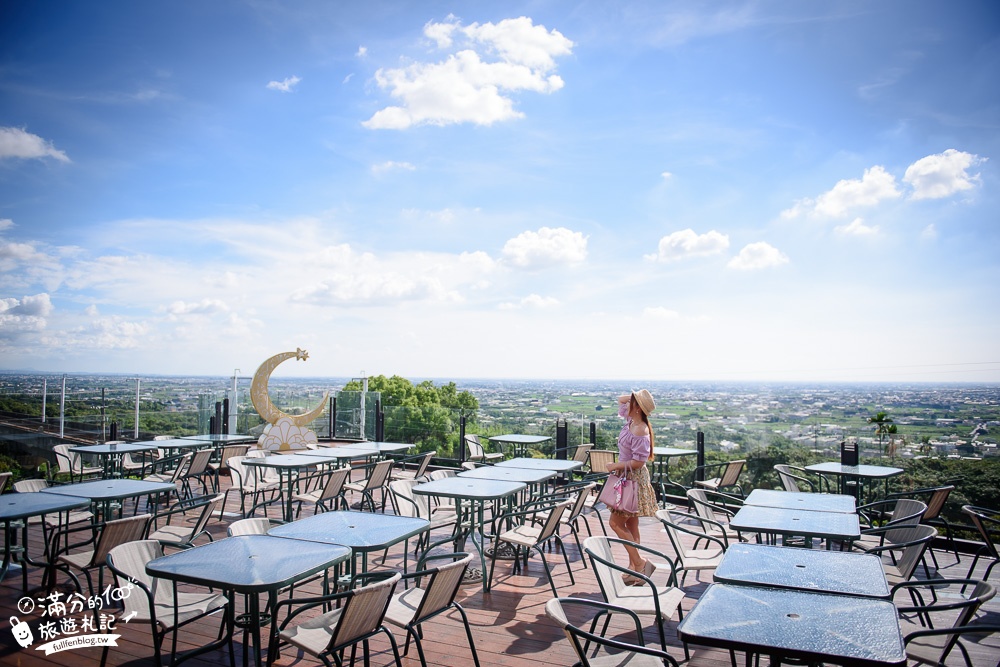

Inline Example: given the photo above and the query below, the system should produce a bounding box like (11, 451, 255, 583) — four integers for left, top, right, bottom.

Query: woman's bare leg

(609, 511, 645, 570)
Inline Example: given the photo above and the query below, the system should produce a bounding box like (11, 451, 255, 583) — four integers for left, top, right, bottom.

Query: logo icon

(10, 616, 33, 648)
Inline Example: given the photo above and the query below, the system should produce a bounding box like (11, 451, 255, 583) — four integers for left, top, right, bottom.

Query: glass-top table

(268, 510, 428, 576)
(803, 462, 904, 500)
(495, 457, 584, 473)
(729, 504, 861, 549)
(489, 434, 552, 458)
(41, 478, 177, 520)
(1, 492, 91, 590)
(714, 542, 890, 598)
(413, 476, 525, 592)
(678, 583, 905, 667)
(244, 454, 338, 523)
(147, 534, 350, 667)
(69, 442, 159, 478)
(744, 489, 856, 513)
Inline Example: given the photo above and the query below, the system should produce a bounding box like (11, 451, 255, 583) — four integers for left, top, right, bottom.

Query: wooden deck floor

(2, 470, 999, 667)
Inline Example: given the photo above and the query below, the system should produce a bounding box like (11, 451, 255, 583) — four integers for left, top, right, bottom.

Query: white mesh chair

(892, 578, 996, 667)
(105, 539, 229, 667)
(388, 479, 458, 555)
(655, 509, 728, 585)
(53, 444, 102, 483)
(489, 499, 575, 597)
(147, 494, 225, 550)
(292, 466, 350, 518)
(53, 513, 152, 597)
(583, 535, 688, 657)
(546, 597, 681, 667)
(693, 459, 745, 496)
(344, 459, 394, 512)
(384, 552, 481, 667)
(390, 450, 436, 483)
(227, 517, 272, 536)
(222, 455, 280, 520)
(464, 434, 503, 464)
(268, 571, 403, 667)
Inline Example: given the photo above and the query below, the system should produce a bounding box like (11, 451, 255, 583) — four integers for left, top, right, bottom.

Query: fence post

(59, 375, 66, 438)
(589, 421, 596, 444)
(134, 377, 141, 439)
(696, 431, 705, 482)
(214, 402, 223, 435)
(375, 399, 384, 442)
(555, 420, 568, 459)
(222, 398, 230, 435)
(329, 396, 336, 439)
(459, 414, 466, 464)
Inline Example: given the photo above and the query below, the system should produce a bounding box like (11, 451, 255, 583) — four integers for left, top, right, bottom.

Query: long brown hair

(632, 393, 655, 461)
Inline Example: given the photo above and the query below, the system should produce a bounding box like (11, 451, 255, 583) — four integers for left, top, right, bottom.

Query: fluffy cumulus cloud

(371, 160, 416, 175)
(364, 16, 573, 129)
(0, 293, 53, 336)
(0, 126, 70, 162)
(266, 75, 301, 92)
(834, 218, 879, 237)
(782, 166, 901, 219)
(499, 293, 559, 309)
(646, 229, 729, 262)
(501, 226, 587, 269)
(166, 299, 230, 317)
(904, 149, 985, 200)
(727, 242, 789, 270)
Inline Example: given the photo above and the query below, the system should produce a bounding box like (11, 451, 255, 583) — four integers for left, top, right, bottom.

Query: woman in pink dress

(607, 389, 659, 584)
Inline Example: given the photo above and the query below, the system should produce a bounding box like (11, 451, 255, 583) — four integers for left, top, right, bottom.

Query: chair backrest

(583, 536, 628, 597)
(719, 460, 746, 487)
(921, 486, 953, 522)
(185, 449, 214, 477)
(90, 514, 153, 567)
(464, 435, 486, 461)
(14, 478, 49, 493)
(218, 444, 251, 468)
(389, 480, 430, 519)
(774, 464, 801, 492)
(427, 469, 456, 481)
(187, 494, 225, 538)
(563, 483, 597, 521)
(413, 450, 435, 478)
(890, 524, 938, 580)
(536, 501, 572, 543)
(53, 444, 76, 474)
(319, 467, 351, 502)
(407, 554, 472, 623)
(327, 572, 401, 651)
(107, 539, 171, 616)
(227, 517, 272, 536)
(686, 488, 734, 525)
(587, 450, 617, 473)
(227, 456, 257, 489)
(0, 471, 10, 494)
(364, 459, 394, 491)
(962, 505, 1000, 560)
(572, 444, 593, 464)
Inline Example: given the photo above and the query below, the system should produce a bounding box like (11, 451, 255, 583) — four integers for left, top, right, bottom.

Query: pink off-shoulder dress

(614, 402, 658, 517)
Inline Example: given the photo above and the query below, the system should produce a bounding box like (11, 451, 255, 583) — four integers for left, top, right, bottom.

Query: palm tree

(867, 411, 897, 459)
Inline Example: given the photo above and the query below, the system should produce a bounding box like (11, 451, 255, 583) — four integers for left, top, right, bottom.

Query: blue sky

(1, 1, 998, 382)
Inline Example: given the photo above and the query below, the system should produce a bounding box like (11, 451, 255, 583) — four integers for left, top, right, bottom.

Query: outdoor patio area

(2, 455, 999, 667)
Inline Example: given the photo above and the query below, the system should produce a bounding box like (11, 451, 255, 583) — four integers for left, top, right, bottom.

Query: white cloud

(921, 224, 938, 241)
(356, 46, 368, 58)
(782, 165, 901, 218)
(166, 299, 230, 316)
(661, 171, 673, 181)
(0, 293, 53, 336)
(266, 75, 301, 92)
(642, 306, 681, 320)
(500, 293, 560, 309)
(834, 217, 879, 237)
(647, 229, 729, 262)
(364, 17, 573, 129)
(0, 219, 13, 232)
(501, 226, 588, 269)
(904, 149, 985, 200)
(371, 160, 416, 175)
(0, 126, 70, 162)
(727, 242, 789, 270)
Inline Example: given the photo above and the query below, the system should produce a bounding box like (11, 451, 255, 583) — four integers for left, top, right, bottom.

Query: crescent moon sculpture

(250, 348, 329, 427)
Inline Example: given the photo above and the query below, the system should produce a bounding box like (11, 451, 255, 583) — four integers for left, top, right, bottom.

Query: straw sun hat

(631, 389, 655, 417)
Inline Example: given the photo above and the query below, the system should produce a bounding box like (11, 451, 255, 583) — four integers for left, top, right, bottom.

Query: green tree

(342, 375, 479, 457)
(867, 411, 897, 458)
